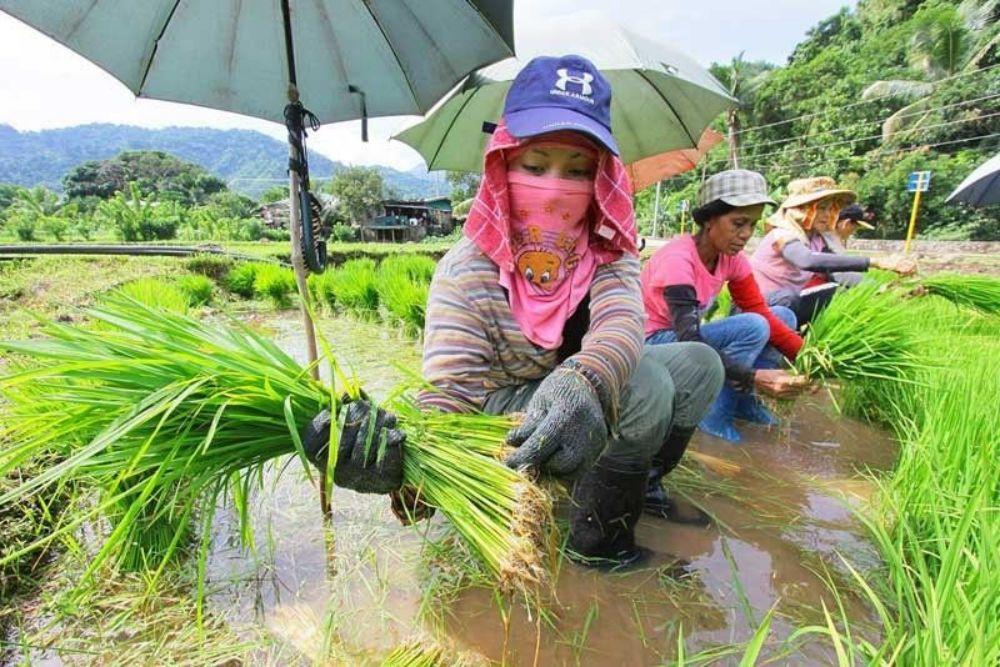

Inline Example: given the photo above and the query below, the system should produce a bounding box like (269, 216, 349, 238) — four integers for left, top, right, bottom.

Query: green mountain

(0, 123, 444, 199)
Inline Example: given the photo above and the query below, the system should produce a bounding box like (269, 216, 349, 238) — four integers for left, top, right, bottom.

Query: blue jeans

(646, 306, 797, 373)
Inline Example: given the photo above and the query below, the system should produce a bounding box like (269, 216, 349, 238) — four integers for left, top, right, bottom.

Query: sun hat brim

(781, 188, 857, 209)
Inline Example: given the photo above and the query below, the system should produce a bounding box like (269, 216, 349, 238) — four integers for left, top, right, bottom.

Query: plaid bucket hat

(697, 169, 777, 208)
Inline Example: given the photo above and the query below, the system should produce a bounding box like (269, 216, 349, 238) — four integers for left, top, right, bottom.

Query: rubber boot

(566, 460, 650, 571)
(698, 386, 742, 443)
(645, 427, 711, 526)
(733, 392, 779, 426)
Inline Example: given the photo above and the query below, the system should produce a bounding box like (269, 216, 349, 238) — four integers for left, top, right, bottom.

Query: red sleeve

(728, 274, 803, 361)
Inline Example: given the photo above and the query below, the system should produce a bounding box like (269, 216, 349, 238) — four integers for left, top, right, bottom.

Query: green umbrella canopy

(394, 11, 735, 173)
(0, 0, 514, 123)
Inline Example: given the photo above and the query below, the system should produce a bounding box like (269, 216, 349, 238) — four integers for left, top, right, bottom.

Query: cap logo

(552, 68, 595, 104)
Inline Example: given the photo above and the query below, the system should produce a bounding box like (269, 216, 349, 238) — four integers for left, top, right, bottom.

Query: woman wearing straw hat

(304, 55, 724, 569)
(642, 169, 810, 445)
(750, 177, 915, 325)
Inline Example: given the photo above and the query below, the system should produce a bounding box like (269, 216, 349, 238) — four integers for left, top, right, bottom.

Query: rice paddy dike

(1, 249, 998, 665)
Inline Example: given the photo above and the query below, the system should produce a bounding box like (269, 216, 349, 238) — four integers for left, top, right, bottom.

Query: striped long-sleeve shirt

(419, 237, 644, 415)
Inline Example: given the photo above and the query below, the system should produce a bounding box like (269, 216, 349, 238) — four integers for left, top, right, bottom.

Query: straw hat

(780, 176, 856, 209)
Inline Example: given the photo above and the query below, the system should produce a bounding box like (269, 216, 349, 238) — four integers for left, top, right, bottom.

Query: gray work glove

(302, 398, 405, 495)
(504, 364, 608, 479)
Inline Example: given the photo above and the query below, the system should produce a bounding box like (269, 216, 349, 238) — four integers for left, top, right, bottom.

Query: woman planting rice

(642, 170, 810, 445)
(304, 55, 724, 569)
(750, 177, 915, 325)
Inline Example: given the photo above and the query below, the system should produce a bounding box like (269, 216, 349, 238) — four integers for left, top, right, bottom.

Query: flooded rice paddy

(203, 314, 897, 664)
(9, 312, 897, 665)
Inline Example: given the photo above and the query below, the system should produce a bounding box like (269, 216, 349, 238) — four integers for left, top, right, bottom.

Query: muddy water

(203, 314, 896, 665)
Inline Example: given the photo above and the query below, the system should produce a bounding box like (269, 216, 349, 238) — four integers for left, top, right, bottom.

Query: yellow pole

(904, 188, 923, 254)
(679, 208, 687, 235)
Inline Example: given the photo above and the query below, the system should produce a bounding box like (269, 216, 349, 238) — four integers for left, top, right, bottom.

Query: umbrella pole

(282, 0, 330, 520)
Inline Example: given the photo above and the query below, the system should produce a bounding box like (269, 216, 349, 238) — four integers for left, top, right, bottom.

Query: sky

(0, 1, 854, 171)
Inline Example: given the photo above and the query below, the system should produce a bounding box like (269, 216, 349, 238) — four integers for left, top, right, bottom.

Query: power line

(753, 131, 1000, 176)
(730, 62, 1000, 136)
(738, 110, 1000, 166)
(735, 92, 1000, 157)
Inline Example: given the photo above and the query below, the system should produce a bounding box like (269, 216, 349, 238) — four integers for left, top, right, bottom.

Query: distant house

(359, 197, 453, 242)
(258, 193, 338, 231)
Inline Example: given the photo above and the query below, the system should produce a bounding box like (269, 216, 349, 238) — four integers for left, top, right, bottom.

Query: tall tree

(326, 166, 385, 224)
(710, 54, 774, 168)
(62, 150, 227, 205)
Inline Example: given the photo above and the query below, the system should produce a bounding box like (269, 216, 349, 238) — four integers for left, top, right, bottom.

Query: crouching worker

(302, 55, 723, 570)
(752, 178, 915, 326)
(642, 170, 810, 444)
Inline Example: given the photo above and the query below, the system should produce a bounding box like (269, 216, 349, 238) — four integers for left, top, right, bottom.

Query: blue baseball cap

(502, 54, 618, 155)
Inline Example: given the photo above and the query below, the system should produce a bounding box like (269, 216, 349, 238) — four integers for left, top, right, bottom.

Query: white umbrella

(394, 11, 734, 173)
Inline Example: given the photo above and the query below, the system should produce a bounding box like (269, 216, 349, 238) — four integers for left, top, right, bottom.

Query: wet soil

(198, 313, 897, 665)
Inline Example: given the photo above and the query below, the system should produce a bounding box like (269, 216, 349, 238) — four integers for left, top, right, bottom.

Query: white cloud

(0, 2, 853, 171)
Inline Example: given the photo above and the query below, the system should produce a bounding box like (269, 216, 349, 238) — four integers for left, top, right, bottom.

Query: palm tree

(862, 0, 999, 140)
(711, 53, 774, 168)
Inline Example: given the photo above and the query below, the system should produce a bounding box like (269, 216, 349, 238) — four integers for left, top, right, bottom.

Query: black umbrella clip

(284, 100, 328, 274)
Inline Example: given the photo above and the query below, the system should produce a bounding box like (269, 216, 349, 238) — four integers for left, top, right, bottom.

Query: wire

(739, 110, 1000, 165)
(753, 131, 1000, 175)
(735, 92, 1000, 157)
(730, 62, 1000, 136)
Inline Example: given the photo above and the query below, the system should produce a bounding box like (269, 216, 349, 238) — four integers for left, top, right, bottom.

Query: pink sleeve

(657, 250, 696, 287)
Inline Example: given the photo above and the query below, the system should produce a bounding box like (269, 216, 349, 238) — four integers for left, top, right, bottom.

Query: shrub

(176, 274, 214, 307)
(328, 259, 379, 315)
(253, 264, 296, 307)
(8, 213, 37, 241)
(260, 228, 290, 242)
(225, 262, 261, 298)
(183, 254, 233, 281)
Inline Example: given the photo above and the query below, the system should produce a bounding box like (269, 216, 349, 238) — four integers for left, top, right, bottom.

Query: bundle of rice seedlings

(253, 264, 297, 307)
(794, 279, 927, 385)
(225, 262, 261, 298)
(183, 254, 233, 281)
(176, 274, 214, 307)
(921, 273, 1000, 314)
(0, 297, 550, 592)
(381, 637, 487, 667)
(115, 278, 189, 314)
(329, 259, 379, 316)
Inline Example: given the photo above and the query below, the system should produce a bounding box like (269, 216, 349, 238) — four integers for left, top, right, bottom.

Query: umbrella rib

(137, 0, 183, 94)
(427, 84, 484, 170)
(458, 0, 511, 53)
(635, 69, 698, 147)
(359, 1, 421, 111)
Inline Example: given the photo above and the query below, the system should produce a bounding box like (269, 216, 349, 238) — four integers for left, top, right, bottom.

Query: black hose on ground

(0, 245, 290, 266)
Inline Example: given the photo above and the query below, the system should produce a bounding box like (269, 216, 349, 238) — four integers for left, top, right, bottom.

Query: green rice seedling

(253, 264, 296, 307)
(794, 279, 927, 386)
(308, 270, 339, 311)
(0, 297, 550, 593)
(176, 274, 214, 307)
(377, 265, 430, 335)
(114, 278, 189, 314)
(381, 637, 486, 667)
(380, 254, 437, 284)
(705, 286, 731, 322)
(182, 254, 233, 281)
(329, 259, 380, 316)
(921, 273, 1000, 314)
(224, 262, 261, 298)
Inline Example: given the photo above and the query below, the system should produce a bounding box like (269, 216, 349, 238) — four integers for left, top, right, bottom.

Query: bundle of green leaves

(0, 296, 549, 593)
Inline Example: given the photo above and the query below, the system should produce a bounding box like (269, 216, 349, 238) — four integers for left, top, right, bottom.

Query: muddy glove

(301, 399, 405, 495)
(504, 363, 608, 479)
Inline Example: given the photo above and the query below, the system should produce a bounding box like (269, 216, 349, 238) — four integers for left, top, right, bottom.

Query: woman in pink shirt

(641, 170, 809, 450)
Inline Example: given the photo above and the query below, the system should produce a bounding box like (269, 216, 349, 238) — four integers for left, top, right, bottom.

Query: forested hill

(0, 123, 443, 199)
(642, 0, 1000, 241)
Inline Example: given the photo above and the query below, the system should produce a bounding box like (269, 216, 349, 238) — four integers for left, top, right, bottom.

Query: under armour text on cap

(502, 54, 619, 155)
